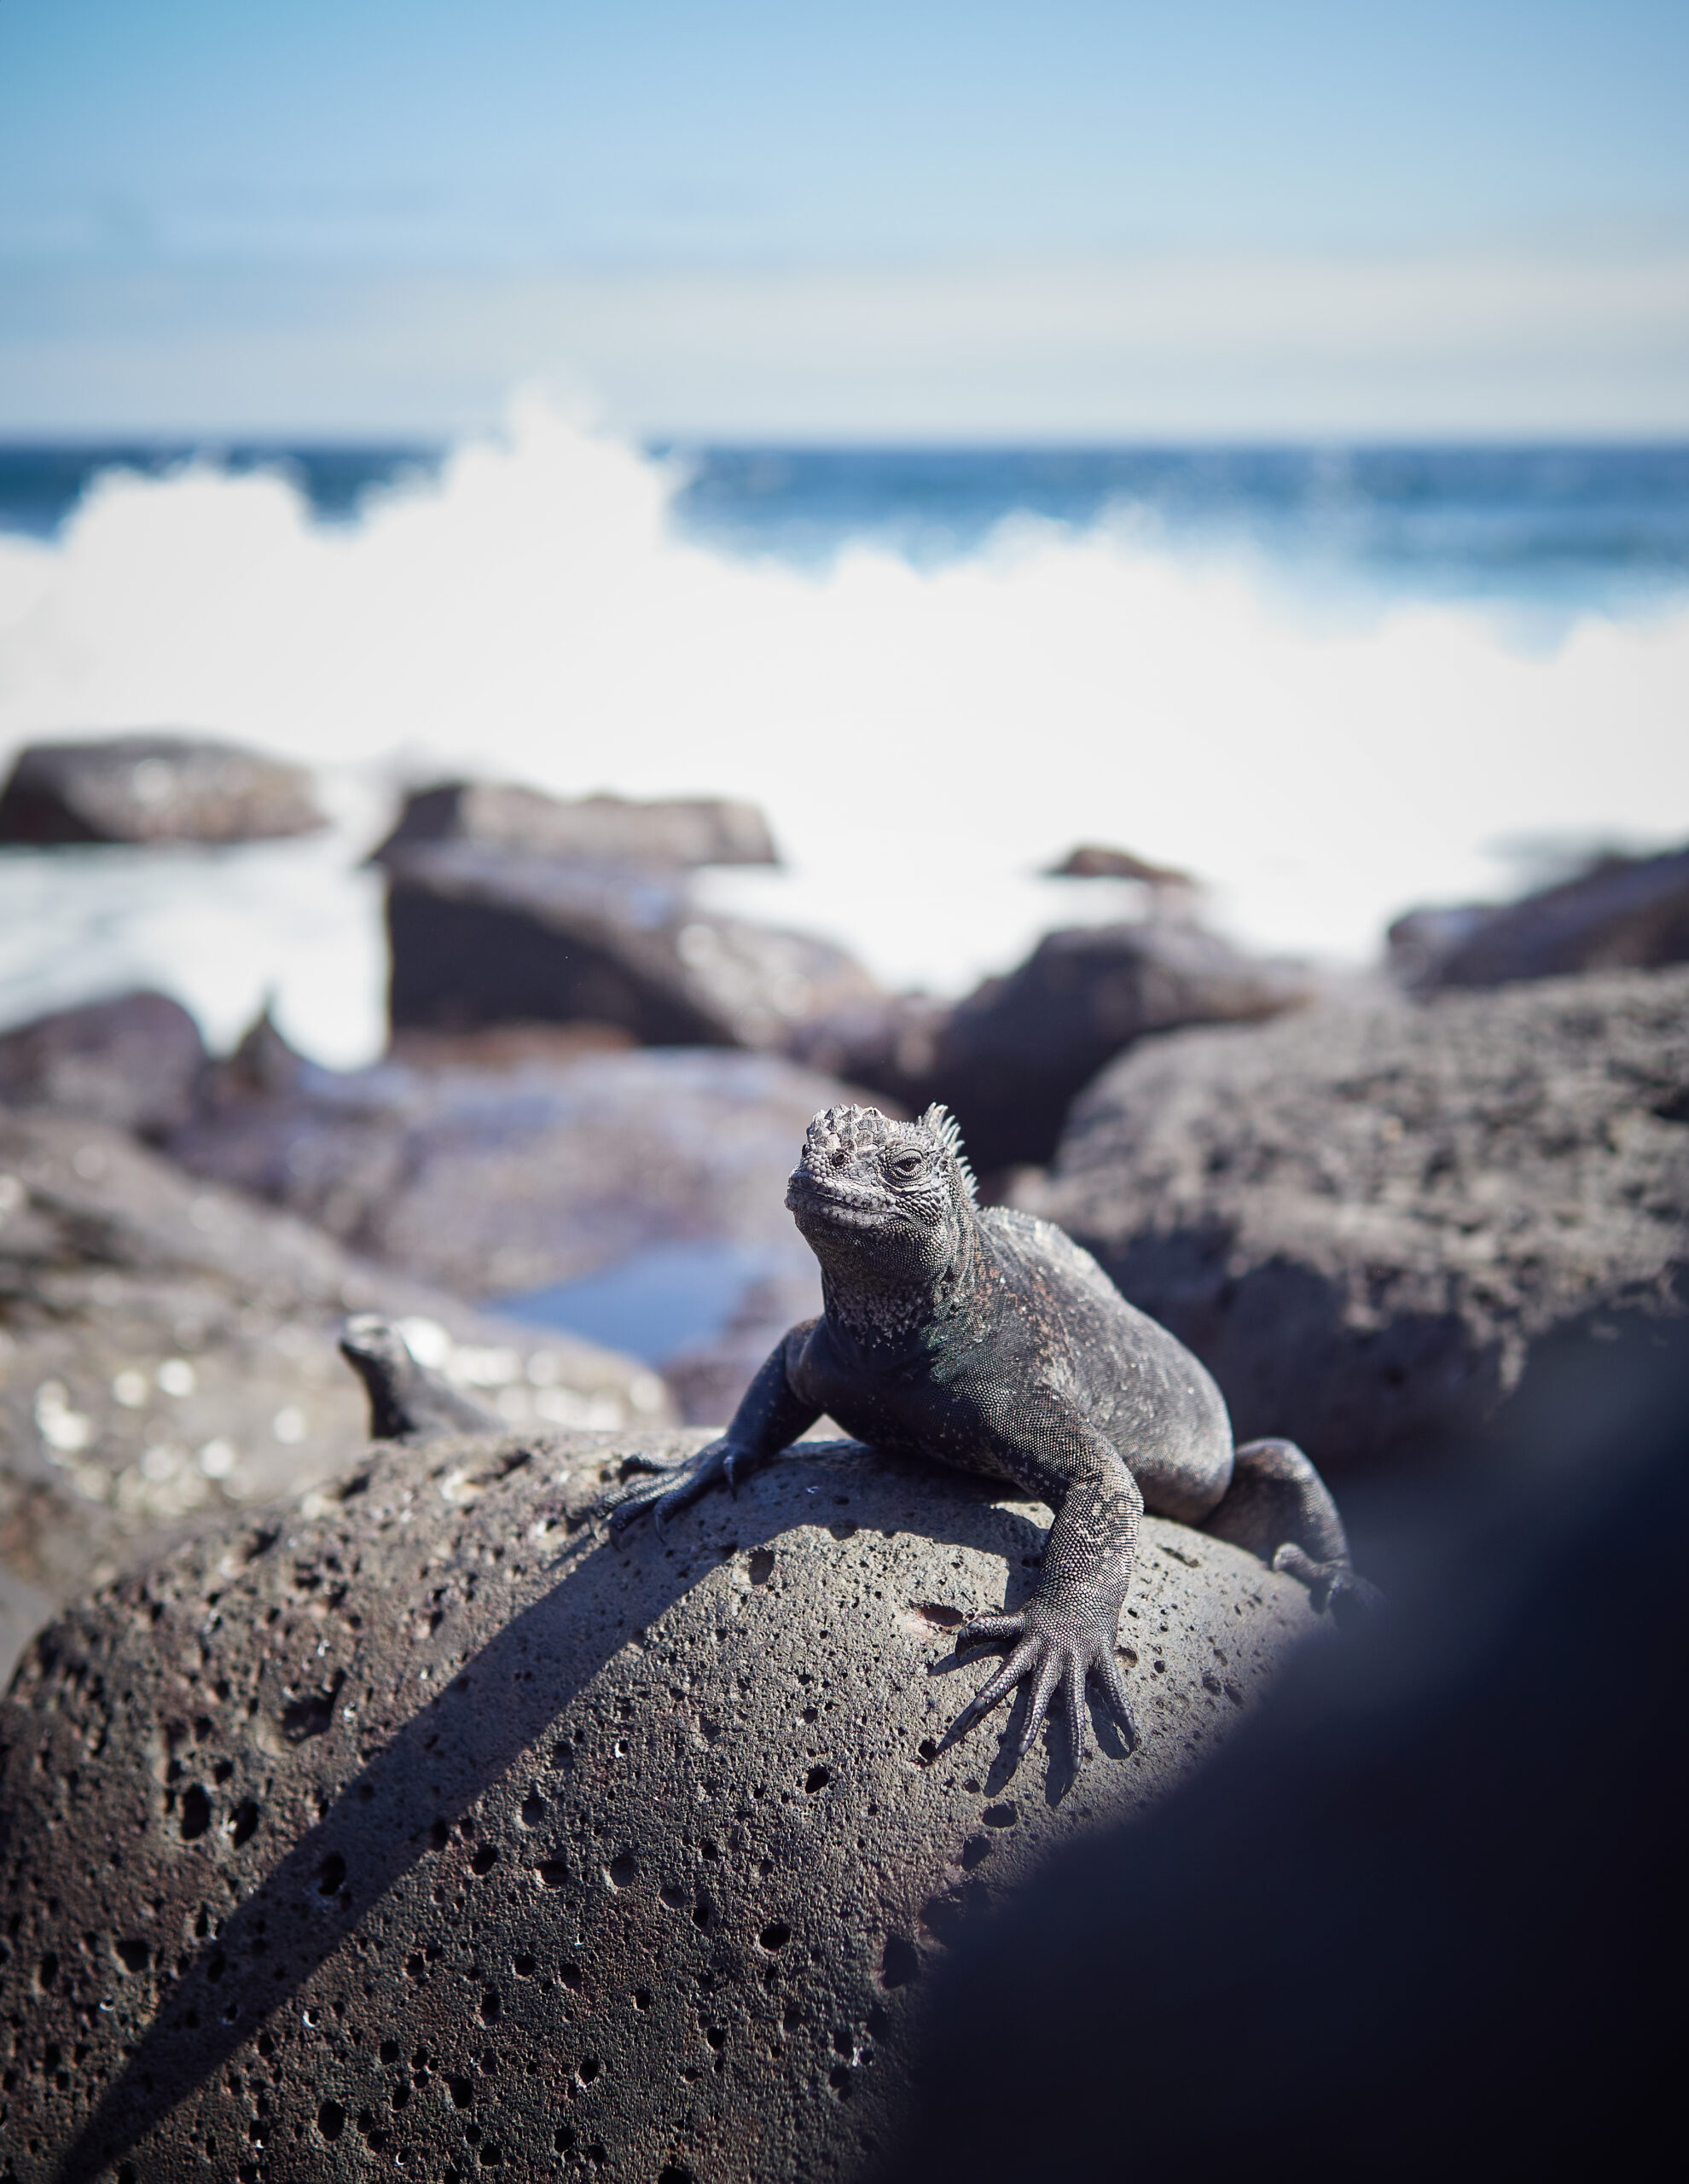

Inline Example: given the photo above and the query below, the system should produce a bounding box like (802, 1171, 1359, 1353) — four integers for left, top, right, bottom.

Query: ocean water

(1, 405, 1686, 1066)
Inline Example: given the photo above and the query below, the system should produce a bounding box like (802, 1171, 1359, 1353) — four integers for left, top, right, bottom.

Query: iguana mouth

(785, 1171, 894, 1226)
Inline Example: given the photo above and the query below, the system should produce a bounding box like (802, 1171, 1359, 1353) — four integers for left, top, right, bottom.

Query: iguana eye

(889, 1150, 923, 1181)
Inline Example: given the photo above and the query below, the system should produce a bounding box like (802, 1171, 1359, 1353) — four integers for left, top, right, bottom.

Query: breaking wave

(1, 397, 1685, 1063)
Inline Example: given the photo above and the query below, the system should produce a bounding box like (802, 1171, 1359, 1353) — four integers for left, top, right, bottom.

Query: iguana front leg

(607, 1322, 820, 1536)
(951, 1418, 1142, 1768)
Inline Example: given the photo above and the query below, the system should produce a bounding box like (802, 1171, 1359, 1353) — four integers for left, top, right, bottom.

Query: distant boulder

(0, 989, 206, 1139)
(1388, 843, 1689, 992)
(1027, 967, 1689, 1477)
(382, 840, 879, 1048)
(0, 733, 324, 845)
(1045, 844, 1195, 884)
(372, 780, 779, 868)
(932, 922, 1312, 1174)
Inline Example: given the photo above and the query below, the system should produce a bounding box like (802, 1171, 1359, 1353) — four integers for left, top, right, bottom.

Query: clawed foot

(1273, 1543, 1383, 1622)
(605, 1438, 746, 1538)
(948, 1600, 1137, 1771)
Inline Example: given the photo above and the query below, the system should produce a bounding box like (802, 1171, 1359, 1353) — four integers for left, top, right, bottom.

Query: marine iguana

(611, 1101, 1371, 1768)
(340, 1314, 502, 1440)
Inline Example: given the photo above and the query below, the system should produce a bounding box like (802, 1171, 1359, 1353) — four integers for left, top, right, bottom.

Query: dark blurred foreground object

(383, 839, 879, 1048)
(1030, 966, 1689, 1474)
(800, 921, 1312, 1174)
(0, 732, 324, 844)
(0, 988, 205, 1138)
(885, 1314, 1689, 2184)
(1390, 839, 1689, 992)
(371, 778, 778, 868)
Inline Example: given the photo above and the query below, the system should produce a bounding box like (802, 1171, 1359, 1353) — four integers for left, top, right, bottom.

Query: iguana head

(786, 1101, 978, 1287)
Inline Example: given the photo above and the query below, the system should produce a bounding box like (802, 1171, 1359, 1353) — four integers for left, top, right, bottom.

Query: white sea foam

(2, 396, 1686, 1066)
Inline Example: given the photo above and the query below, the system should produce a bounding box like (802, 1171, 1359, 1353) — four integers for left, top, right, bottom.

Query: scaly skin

(609, 1103, 1370, 1772)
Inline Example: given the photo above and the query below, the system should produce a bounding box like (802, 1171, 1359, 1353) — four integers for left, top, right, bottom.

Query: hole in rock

(471, 1844, 499, 1876)
(560, 1962, 583, 1990)
(879, 1936, 920, 1989)
(704, 2026, 726, 2050)
(607, 1851, 637, 1888)
(448, 2076, 474, 2109)
(535, 1860, 569, 1890)
(316, 1853, 347, 1896)
(747, 1549, 775, 1587)
(229, 1800, 259, 1845)
(280, 1674, 344, 1741)
(578, 2057, 601, 2082)
(804, 1767, 830, 1794)
(514, 1954, 536, 1978)
(659, 2168, 695, 2184)
(520, 1790, 545, 1827)
(179, 1785, 211, 1840)
(380, 2039, 399, 2063)
(481, 1988, 501, 2024)
(958, 1836, 993, 1871)
(758, 1923, 792, 1953)
(915, 1600, 964, 1627)
(115, 1938, 149, 1973)
(692, 1896, 712, 1930)
(317, 2100, 345, 2141)
(982, 1803, 1019, 1828)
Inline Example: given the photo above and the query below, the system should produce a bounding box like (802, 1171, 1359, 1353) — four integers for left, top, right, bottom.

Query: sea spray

(1, 398, 1685, 1063)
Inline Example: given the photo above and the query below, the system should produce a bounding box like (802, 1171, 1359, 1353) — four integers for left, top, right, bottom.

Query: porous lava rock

(0, 735, 323, 845)
(1026, 967, 1689, 1475)
(0, 1111, 667, 1679)
(0, 990, 206, 1140)
(382, 843, 879, 1053)
(0, 1422, 1320, 2183)
(1388, 842, 1689, 992)
(372, 782, 779, 871)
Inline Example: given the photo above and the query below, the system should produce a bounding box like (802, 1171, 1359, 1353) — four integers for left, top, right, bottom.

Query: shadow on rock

(883, 1310, 1689, 2184)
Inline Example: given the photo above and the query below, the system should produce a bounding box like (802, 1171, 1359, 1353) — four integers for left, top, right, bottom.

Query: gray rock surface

(0, 1420, 1320, 2182)
(0, 734, 324, 845)
(0, 1111, 668, 1681)
(169, 1043, 874, 1405)
(1388, 842, 1689, 991)
(1025, 967, 1689, 1474)
(794, 925, 1311, 1178)
(383, 841, 880, 1051)
(373, 781, 780, 869)
(0, 989, 206, 1139)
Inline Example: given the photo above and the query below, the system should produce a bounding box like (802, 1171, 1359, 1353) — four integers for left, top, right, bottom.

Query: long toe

(1095, 1646, 1139, 1751)
(1012, 1649, 1062, 1765)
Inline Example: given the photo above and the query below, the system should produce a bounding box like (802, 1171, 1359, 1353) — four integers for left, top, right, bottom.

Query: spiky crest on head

(920, 1102, 977, 1201)
(799, 1101, 977, 1204)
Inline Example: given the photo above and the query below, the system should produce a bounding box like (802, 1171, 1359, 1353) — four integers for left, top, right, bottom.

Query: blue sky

(2, 1, 1686, 436)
